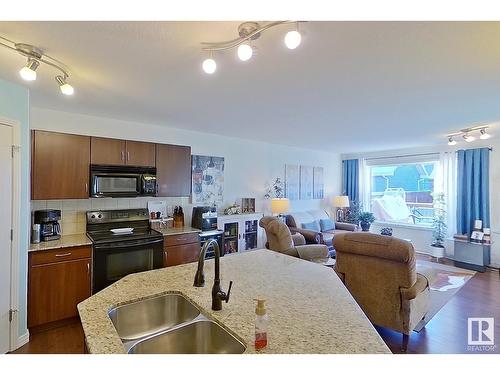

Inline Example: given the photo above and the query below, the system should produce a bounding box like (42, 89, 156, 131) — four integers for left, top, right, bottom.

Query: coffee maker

(34, 209, 61, 241)
(191, 206, 218, 231)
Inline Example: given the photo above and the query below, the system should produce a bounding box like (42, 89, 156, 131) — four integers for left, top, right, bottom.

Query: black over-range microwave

(90, 165, 157, 198)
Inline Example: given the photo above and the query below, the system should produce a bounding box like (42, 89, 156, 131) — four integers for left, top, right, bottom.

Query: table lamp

(271, 198, 290, 223)
(333, 195, 350, 222)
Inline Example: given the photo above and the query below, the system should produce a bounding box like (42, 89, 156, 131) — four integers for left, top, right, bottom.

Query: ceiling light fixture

(200, 21, 303, 74)
(55, 75, 74, 96)
(237, 43, 253, 61)
(480, 128, 491, 140)
(463, 133, 475, 143)
(284, 22, 302, 50)
(0, 36, 75, 96)
(446, 125, 493, 145)
(19, 58, 39, 81)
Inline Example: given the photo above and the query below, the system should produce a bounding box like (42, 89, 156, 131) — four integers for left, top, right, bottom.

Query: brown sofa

(333, 232, 429, 352)
(286, 210, 358, 247)
(259, 216, 329, 260)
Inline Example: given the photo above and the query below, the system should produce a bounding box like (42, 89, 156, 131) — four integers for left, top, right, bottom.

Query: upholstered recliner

(259, 216, 329, 261)
(333, 232, 429, 352)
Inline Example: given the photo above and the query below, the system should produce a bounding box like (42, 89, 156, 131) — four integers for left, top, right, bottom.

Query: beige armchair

(333, 232, 429, 352)
(259, 216, 329, 261)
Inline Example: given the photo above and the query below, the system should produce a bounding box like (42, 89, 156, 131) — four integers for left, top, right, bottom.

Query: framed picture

(299, 165, 313, 200)
(285, 164, 299, 200)
(192, 155, 225, 205)
(313, 167, 324, 199)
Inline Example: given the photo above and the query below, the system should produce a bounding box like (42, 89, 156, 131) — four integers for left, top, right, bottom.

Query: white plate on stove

(110, 228, 134, 234)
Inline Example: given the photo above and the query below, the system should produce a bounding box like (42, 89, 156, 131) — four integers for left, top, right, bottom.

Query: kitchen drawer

(30, 245, 92, 266)
(164, 233, 200, 247)
(164, 242, 201, 267)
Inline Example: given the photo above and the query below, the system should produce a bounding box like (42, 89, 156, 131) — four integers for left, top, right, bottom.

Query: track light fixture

(0, 35, 75, 96)
(19, 58, 39, 81)
(200, 21, 303, 74)
(480, 128, 491, 140)
(446, 125, 492, 145)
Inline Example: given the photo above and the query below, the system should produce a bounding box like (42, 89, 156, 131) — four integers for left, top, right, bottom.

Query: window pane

(370, 162, 436, 226)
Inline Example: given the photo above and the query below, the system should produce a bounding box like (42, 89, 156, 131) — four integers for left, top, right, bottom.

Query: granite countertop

(155, 226, 201, 236)
(78, 249, 390, 354)
(29, 233, 92, 252)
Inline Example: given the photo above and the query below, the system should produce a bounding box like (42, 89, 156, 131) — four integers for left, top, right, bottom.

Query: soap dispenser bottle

(254, 299, 268, 350)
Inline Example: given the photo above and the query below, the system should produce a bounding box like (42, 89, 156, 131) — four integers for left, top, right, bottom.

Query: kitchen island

(78, 249, 391, 354)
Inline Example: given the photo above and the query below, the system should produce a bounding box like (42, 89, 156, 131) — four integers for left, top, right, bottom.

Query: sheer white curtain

(358, 158, 370, 210)
(435, 151, 457, 253)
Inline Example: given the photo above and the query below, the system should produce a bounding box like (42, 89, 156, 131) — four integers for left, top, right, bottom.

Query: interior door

(0, 124, 13, 353)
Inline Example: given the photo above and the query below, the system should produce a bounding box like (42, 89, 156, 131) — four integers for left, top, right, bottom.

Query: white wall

(343, 140, 500, 268)
(31, 107, 343, 221)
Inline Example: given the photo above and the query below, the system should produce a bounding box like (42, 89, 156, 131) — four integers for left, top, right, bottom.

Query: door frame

(0, 116, 23, 352)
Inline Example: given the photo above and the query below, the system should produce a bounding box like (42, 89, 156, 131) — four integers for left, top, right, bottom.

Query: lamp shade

(333, 195, 350, 208)
(271, 198, 290, 214)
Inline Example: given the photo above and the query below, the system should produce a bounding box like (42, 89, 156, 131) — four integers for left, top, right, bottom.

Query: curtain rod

(364, 152, 439, 161)
(455, 147, 493, 153)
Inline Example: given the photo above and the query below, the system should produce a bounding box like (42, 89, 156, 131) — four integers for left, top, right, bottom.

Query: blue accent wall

(0, 78, 30, 338)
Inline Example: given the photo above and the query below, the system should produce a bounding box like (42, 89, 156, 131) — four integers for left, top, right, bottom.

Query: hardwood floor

(10, 256, 500, 354)
(377, 255, 500, 354)
(11, 318, 85, 354)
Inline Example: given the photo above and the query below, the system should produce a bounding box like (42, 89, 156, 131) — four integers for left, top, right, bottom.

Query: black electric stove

(86, 208, 164, 293)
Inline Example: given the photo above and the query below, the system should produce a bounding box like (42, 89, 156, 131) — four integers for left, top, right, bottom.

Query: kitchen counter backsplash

(30, 197, 191, 236)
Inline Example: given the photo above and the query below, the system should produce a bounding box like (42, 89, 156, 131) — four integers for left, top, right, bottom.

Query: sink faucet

(194, 239, 233, 311)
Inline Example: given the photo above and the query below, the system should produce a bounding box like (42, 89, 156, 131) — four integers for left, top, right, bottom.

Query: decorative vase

(360, 222, 371, 232)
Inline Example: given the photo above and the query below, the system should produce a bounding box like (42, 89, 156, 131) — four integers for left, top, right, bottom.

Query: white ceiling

(1, 21, 500, 153)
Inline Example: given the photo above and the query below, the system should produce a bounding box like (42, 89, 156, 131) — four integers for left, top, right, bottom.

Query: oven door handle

(94, 238, 164, 249)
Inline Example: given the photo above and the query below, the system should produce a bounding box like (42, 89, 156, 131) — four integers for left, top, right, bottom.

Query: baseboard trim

(16, 330, 30, 350)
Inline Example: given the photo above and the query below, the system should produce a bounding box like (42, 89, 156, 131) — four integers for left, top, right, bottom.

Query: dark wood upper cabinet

(156, 144, 191, 197)
(91, 137, 126, 165)
(32, 130, 90, 200)
(126, 140, 156, 167)
(91, 137, 155, 167)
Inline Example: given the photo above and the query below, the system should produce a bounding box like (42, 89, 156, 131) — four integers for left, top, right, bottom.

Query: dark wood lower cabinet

(28, 246, 92, 328)
(164, 234, 201, 267)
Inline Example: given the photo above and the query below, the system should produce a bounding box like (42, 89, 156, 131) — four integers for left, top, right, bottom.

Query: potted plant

(344, 200, 362, 225)
(431, 192, 447, 258)
(358, 211, 375, 232)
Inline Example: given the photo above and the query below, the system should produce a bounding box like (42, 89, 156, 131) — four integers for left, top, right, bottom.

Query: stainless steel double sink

(108, 293, 246, 354)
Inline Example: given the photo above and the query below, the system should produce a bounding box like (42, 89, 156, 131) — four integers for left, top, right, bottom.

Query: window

(367, 156, 439, 227)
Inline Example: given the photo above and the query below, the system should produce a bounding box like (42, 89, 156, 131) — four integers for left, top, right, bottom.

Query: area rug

(413, 260, 475, 332)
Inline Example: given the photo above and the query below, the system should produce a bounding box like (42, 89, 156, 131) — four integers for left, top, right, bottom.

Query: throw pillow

(301, 221, 321, 232)
(320, 218, 335, 232)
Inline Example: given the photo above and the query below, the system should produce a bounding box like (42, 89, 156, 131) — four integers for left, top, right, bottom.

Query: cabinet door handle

(55, 253, 72, 257)
(127, 151, 130, 161)
(85, 183, 88, 193)
(121, 151, 125, 161)
(87, 262, 90, 274)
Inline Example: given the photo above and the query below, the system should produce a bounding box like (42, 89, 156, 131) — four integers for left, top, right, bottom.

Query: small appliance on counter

(192, 206, 223, 259)
(34, 209, 61, 242)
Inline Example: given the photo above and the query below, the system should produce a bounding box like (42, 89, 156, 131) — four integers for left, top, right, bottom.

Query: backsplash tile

(31, 197, 191, 235)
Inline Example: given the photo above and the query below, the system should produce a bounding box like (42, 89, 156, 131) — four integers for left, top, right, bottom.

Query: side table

(453, 239, 491, 272)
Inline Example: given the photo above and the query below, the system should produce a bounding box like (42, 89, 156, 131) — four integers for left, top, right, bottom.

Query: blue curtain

(456, 148, 490, 235)
(342, 159, 359, 203)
